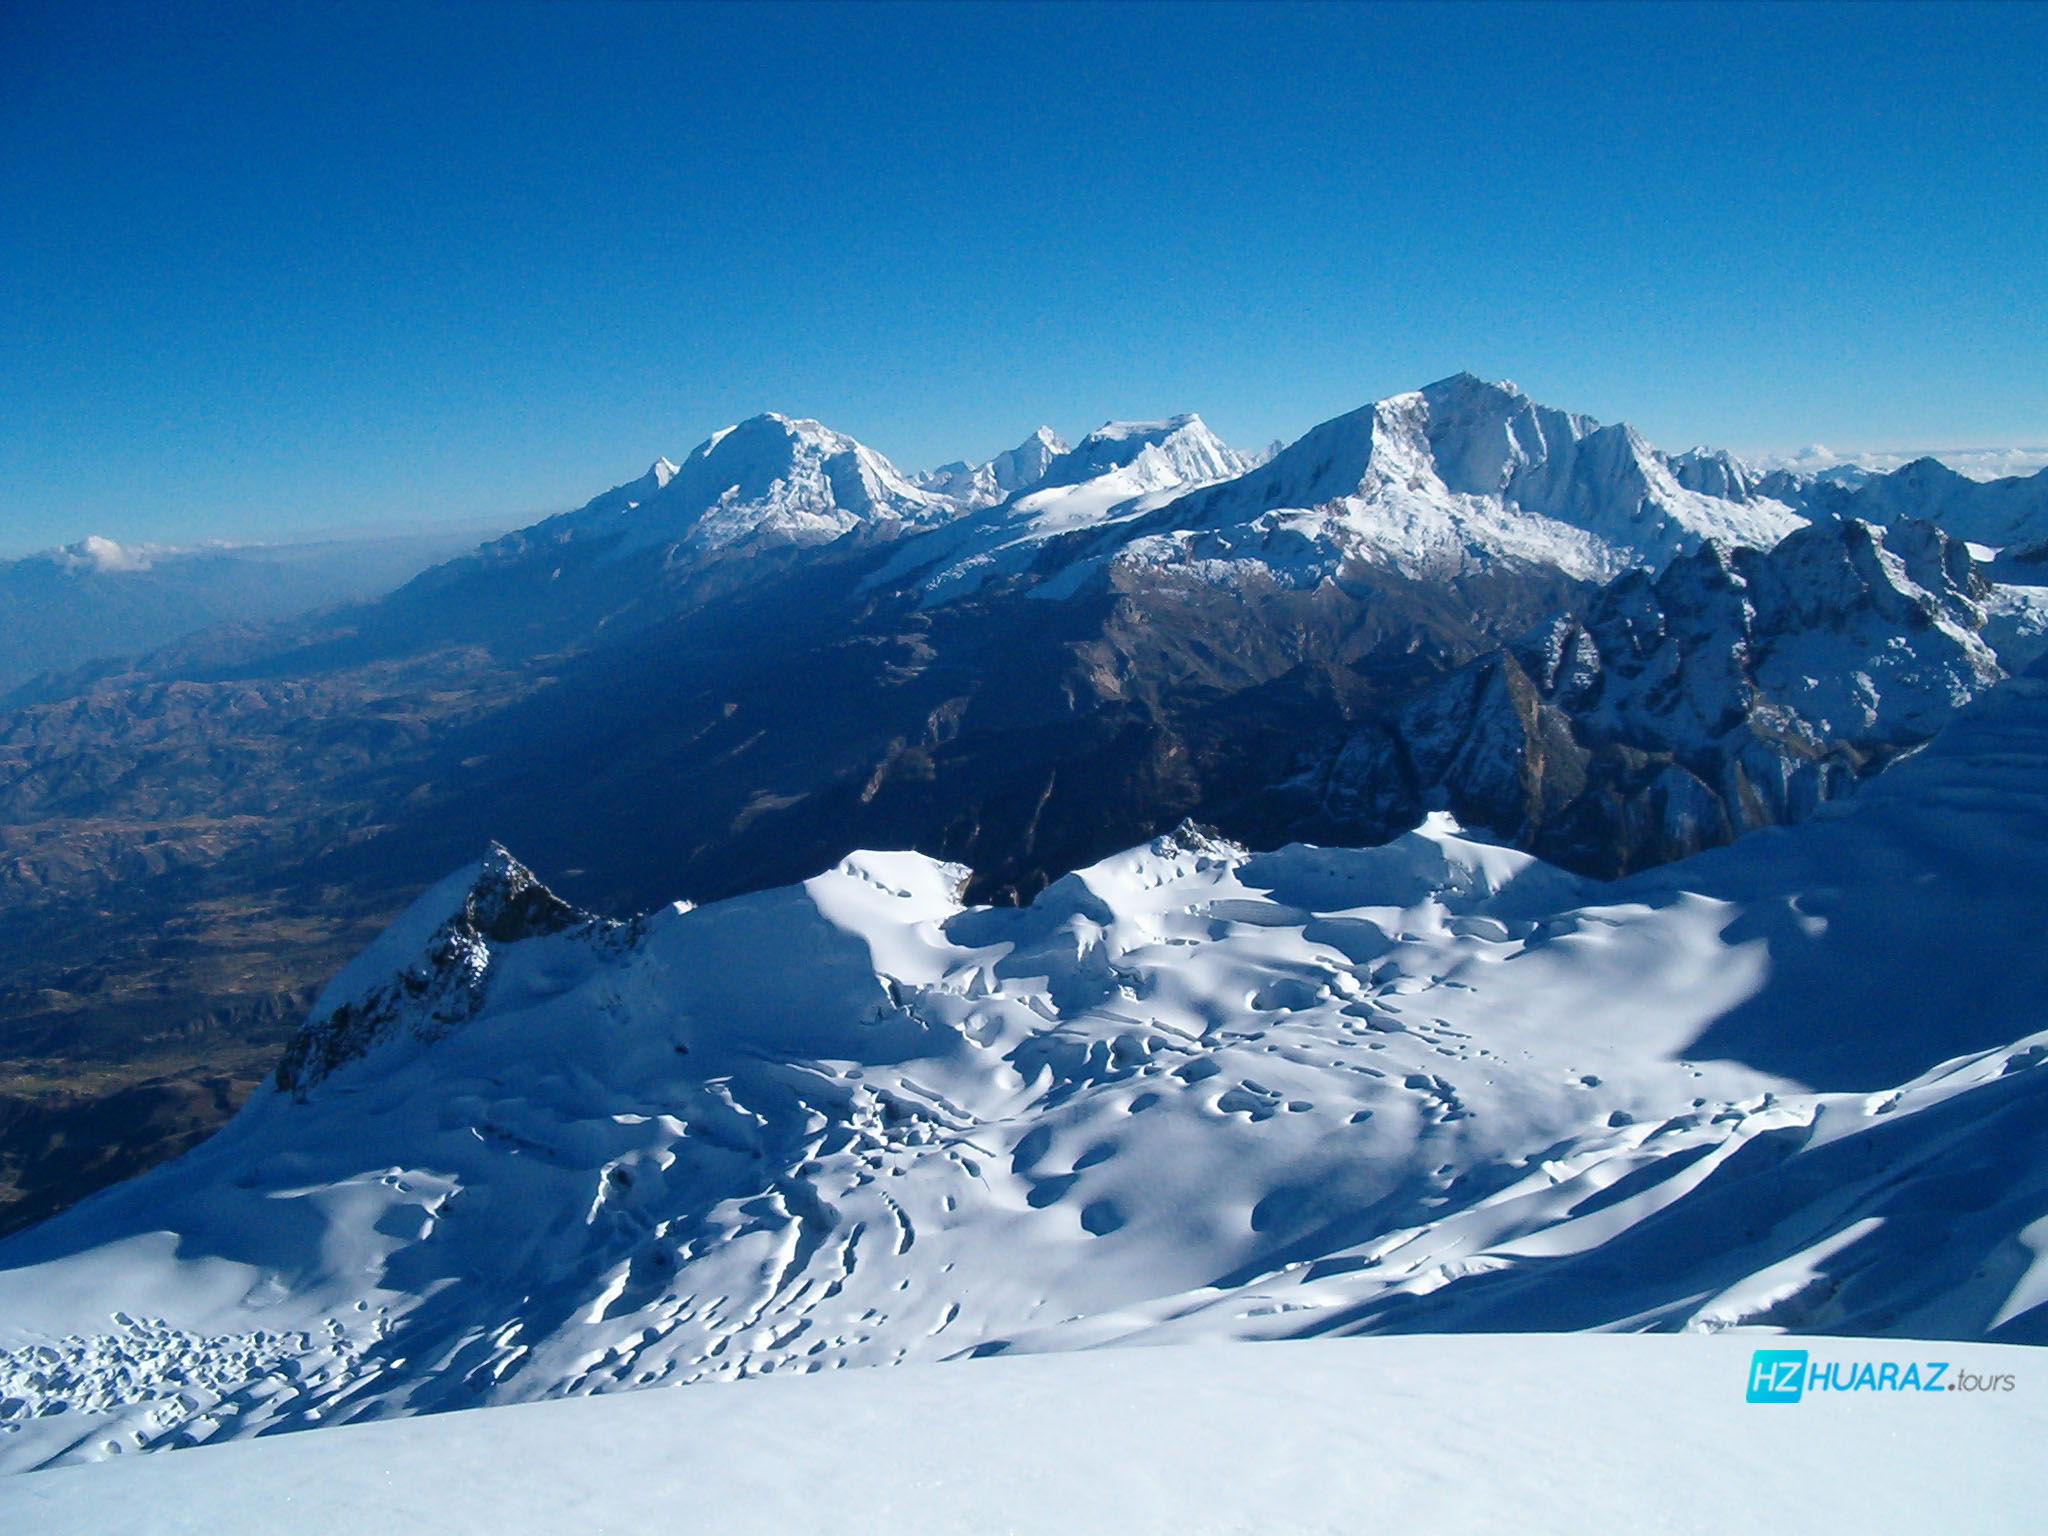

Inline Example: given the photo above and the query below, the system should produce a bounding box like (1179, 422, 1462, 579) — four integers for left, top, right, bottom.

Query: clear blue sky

(3, 0, 2044, 552)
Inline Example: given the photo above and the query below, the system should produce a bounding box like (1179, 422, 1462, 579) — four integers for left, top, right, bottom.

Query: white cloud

(48, 534, 157, 573)
(1752, 444, 2048, 482)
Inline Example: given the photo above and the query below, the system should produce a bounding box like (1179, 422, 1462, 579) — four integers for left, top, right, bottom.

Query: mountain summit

(1092, 375, 1811, 590)
(524, 414, 953, 559)
(1034, 413, 1252, 494)
(914, 426, 1072, 509)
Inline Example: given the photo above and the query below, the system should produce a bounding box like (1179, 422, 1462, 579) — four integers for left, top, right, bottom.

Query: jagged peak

(273, 846, 625, 1100)
(916, 426, 1076, 508)
(993, 425, 1068, 482)
(1035, 412, 1249, 493)
(1422, 370, 1525, 403)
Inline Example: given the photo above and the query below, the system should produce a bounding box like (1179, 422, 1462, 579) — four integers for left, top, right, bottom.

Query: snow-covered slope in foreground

(6, 1336, 2041, 1535)
(4, 672, 2048, 1474)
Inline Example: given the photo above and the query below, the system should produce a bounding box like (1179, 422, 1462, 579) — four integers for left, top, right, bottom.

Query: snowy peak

(871, 412, 1257, 603)
(274, 845, 630, 1099)
(1185, 401, 1385, 512)
(637, 413, 950, 552)
(542, 457, 685, 531)
(1416, 372, 1604, 500)
(532, 414, 955, 558)
(1414, 373, 1805, 562)
(1833, 459, 2048, 548)
(991, 425, 1069, 495)
(1096, 376, 1809, 591)
(914, 426, 1072, 509)
(1667, 445, 1765, 503)
(1037, 412, 1251, 494)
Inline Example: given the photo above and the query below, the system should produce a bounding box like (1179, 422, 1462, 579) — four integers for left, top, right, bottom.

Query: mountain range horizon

(10, 3, 2046, 1519)
(15, 371, 2048, 566)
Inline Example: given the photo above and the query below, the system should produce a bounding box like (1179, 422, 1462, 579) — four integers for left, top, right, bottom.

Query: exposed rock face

(1293, 518, 2006, 874)
(6, 380, 2042, 1240)
(1079, 376, 1809, 593)
(273, 846, 633, 1098)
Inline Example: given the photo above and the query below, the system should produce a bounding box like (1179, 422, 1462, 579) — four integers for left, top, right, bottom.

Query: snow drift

(3, 656, 2047, 1472)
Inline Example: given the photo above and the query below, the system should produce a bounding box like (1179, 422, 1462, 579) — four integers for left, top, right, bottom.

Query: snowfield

(2, 659, 2046, 1482)
(4, 1334, 2041, 1534)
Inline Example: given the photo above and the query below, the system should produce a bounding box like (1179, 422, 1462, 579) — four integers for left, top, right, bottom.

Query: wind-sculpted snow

(3, 667, 2047, 1472)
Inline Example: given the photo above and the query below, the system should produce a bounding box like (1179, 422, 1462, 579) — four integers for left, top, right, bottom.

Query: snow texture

(4, 661, 2048, 1473)
(4, 1335, 2040, 1534)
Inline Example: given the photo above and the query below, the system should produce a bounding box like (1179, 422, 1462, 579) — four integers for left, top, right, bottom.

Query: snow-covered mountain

(1814, 458, 2048, 549)
(1294, 516, 2014, 873)
(912, 426, 1069, 509)
(872, 378, 1820, 608)
(560, 455, 679, 523)
(1034, 413, 1254, 493)
(4, 654, 2046, 1472)
(1666, 445, 1771, 503)
(9, 372, 2047, 1304)
(444, 378, 2047, 626)
(1680, 449, 2048, 553)
(464, 380, 2042, 612)
(874, 414, 1258, 603)
(517, 413, 955, 559)
(1056, 376, 1811, 597)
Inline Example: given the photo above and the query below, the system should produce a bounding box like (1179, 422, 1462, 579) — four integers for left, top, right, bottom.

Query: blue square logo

(1747, 1349, 1809, 1403)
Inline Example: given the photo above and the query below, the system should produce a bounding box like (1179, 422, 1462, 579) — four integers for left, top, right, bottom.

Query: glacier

(2, 654, 2046, 1473)
(6, 1334, 2041, 1534)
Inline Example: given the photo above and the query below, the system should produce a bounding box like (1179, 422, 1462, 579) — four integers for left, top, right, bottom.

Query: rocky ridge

(1290, 517, 2007, 873)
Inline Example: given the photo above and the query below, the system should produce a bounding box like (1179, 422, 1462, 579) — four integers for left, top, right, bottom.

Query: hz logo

(1747, 1349, 1810, 1403)
(1746, 1348, 1999, 1401)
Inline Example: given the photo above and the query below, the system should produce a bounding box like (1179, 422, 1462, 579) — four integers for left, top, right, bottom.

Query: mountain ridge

(2, 373, 2043, 1250)
(3, 657, 2045, 1470)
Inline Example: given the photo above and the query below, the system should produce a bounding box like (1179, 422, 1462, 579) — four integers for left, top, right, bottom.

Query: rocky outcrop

(273, 846, 635, 1099)
(1293, 518, 2006, 875)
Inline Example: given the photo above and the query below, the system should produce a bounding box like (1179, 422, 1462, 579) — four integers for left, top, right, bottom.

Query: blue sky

(3, 0, 2044, 552)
